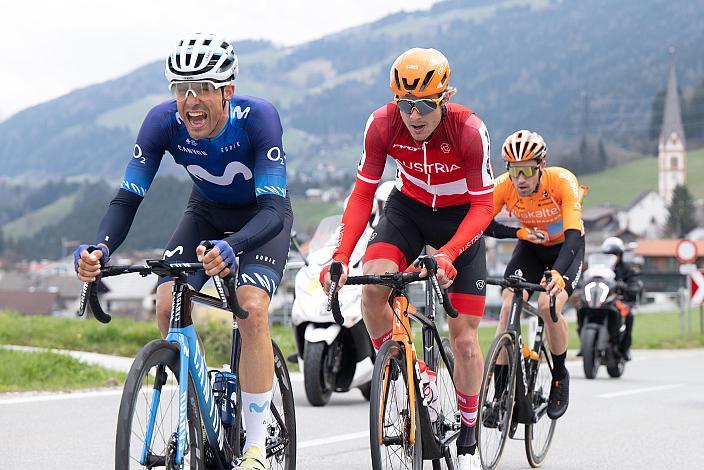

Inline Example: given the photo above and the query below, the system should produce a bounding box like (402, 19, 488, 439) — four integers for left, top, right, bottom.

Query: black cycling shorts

(157, 189, 293, 298)
(364, 189, 487, 317)
(504, 238, 585, 296)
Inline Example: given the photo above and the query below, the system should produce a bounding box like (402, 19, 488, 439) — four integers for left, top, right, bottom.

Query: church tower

(658, 48, 686, 204)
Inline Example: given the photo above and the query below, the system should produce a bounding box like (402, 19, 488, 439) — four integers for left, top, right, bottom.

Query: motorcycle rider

(578, 236, 642, 361)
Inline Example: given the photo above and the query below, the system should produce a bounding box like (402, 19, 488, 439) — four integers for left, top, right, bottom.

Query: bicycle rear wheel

(369, 341, 422, 470)
(115, 339, 204, 470)
(525, 343, 556, 468)
(477, 332, 517, 470)
(266, 341, 297, 470)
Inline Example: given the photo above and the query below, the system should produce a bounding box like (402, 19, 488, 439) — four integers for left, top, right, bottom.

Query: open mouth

(186, 111, 208, 129)
(410, 124, 426, 133)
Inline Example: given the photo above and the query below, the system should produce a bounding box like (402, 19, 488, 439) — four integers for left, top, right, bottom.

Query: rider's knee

(361, 284, 389, 313)
(237, 295, 270, 339)
(451, 328, 480, 362)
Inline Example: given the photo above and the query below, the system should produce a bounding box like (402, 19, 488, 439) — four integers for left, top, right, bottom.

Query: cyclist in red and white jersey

(321, 48, 493, 468)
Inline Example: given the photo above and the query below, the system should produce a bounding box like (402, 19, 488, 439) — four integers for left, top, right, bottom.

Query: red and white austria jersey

(358, 102, 494, 208)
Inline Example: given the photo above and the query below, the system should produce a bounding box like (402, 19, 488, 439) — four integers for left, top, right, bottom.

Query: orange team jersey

(492, 166, 586, 245)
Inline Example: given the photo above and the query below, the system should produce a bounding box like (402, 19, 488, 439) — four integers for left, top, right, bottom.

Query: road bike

(328, 256, 461, 469)
(477, 274, 557, 469)
(78, 249, 296, 469)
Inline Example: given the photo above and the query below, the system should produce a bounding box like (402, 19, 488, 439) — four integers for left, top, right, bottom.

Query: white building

(658, 49, 686, 204)
(617, 190, 668, 238)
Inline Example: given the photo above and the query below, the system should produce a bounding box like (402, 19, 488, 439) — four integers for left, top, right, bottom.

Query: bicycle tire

(115, 339, 205, 470)
(524, 343, 557, 468)
(477, 332, 517, 470)
(369, 340, 422, 470)
(267, 340, 297, 470)
(431, 337, 458, 470)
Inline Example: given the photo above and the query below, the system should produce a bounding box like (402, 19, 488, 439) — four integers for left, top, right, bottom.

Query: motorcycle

(290, 215, 375, 406)
(577, 253, 630, 379)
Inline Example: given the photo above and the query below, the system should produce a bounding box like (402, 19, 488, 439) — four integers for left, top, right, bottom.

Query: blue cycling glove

(201, 240, 237, 272)
(73, 244, 110, 272)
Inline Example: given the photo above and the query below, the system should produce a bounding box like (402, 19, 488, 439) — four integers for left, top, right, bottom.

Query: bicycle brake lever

(327, 262, 344, 325)
(543, 270, 558, 322)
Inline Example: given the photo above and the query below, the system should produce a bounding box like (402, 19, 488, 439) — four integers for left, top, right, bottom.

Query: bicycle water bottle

(213, 365, 237, 428)
(418, 360, 439, 422)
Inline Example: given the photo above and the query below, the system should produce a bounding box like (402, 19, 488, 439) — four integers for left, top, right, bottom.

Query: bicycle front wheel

(370, 341, 422, 470)
(477, 332, 517, 470)
(115, 339, 204, 470)
(524, 343, 556, 468)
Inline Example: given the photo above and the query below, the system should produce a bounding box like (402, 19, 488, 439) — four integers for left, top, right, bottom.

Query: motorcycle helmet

(601, 237, 625, 256)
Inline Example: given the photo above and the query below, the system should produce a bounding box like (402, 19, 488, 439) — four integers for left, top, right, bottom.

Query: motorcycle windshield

(308, 215, 343, 254)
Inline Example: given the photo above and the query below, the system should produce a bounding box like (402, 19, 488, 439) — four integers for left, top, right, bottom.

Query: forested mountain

(2, 0, 703, 179)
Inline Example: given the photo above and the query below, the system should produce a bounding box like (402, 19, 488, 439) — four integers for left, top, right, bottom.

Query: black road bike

(477, 274, 558, 469)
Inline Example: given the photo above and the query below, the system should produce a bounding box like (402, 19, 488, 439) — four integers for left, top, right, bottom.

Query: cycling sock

(456, 390, 479, 427)
(371, 329, 393, 351)
(493, 364, 509, 396)
(242, 389, 273, 453)
(551, 351, 568, 379)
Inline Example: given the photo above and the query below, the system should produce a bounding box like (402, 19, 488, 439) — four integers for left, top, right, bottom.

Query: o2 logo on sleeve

(267, 147, 285, 165)
(133, 144, 146, 164)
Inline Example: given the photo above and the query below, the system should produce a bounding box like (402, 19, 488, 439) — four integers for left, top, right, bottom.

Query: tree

(597, 139, 608, 171)
(665, 185, 697, 238)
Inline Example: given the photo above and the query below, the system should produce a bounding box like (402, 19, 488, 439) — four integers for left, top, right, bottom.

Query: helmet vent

(419, 70, 434, 93)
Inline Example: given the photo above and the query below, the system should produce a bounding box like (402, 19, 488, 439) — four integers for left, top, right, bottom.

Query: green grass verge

(0, 311, 296, 375)
(0, 349, 126, 392)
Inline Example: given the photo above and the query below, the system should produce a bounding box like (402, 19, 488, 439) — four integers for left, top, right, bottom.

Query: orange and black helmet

(390, 48, 450, 98)
(501, 130, 547, 163)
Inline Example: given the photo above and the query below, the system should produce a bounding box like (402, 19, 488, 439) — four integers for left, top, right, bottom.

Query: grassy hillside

(2, 195, 76, 240)
(291, 197, 341, 235)
(580, 147, 704, 208)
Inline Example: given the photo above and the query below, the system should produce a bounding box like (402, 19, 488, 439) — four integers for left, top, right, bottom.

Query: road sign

(680, 263, 697, 275)
(676, 240, 698, 264)
(691, 269, 704, 305)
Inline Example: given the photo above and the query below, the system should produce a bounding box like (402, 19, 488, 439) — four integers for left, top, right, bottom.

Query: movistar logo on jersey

(186, 161, 253, 185)
(230, 105, 251, 120)
(398, 160, 461, 174)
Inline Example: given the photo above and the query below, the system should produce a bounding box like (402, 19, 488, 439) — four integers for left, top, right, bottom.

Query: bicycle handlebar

(486, 272, 558, 322)
(326, 255, 458, 324)
(77, 244, 249, 323)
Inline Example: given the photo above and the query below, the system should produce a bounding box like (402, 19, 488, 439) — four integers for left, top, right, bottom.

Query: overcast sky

(0, 0, 440, 120)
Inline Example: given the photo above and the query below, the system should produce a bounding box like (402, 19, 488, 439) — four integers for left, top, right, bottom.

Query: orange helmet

(390, 48, 450, 98)
(501, 130, 547, 163)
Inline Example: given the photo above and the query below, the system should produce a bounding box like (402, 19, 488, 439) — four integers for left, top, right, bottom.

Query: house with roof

(635, 239, 704, 292)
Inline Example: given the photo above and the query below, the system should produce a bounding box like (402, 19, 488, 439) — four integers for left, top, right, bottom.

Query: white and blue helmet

(165, 33, 239, 84)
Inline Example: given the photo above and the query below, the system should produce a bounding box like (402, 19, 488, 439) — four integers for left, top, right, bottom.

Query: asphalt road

(1, 349, 703, 469)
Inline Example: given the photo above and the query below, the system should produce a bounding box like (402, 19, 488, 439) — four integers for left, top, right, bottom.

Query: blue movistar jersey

(121, 95, 286, 205)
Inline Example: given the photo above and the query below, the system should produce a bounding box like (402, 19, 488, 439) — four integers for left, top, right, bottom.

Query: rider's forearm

(95, 188, 144, 253)
(485, 219, 519, 239)
(224, 194, 286, 255)
(437, 191, 493, 261)
(551, 229, 582, 275)
(332, 178, 376, 265)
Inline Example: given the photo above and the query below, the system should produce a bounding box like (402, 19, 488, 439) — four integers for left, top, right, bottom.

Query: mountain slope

(1, 0, 703, 179)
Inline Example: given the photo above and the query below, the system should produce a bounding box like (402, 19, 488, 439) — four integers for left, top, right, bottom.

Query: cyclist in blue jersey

(74, 33, 291, 470)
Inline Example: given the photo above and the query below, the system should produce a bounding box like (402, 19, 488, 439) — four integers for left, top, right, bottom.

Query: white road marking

(597, 383, 685, 399)
(0, 388, 123, 405)
(299, 431, 368, 449)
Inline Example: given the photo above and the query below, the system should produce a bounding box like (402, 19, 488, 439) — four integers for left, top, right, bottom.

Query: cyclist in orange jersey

(486, 129, 586, 420)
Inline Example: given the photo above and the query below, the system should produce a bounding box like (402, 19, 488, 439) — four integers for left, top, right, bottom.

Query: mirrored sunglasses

(394, 94, 444, 116)
(507, 165, 540, 178)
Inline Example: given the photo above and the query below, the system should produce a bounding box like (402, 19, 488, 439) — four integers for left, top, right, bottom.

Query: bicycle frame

(141, 277, 232, 466)
(379, 285, 457, 456)
(503, 287, 550, 424)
